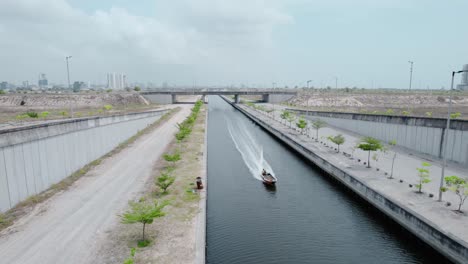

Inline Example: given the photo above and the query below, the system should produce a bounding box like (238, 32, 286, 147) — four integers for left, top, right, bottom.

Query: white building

(457, 64, 468, 91)
(106, 73, 127, 90)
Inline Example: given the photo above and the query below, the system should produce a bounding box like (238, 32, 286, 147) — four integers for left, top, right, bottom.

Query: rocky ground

(286, 90, 468, 119)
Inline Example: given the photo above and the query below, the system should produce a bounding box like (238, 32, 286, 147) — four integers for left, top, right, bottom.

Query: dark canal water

(206, 96, 450, 264)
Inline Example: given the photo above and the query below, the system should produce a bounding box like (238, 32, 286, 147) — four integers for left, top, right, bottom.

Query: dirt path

(0, 105, 191, 264)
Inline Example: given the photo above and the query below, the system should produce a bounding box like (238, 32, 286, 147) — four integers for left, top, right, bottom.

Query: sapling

(388, 140, 397, 179)
(311, 120, 327, 141)
(357, 137, 383, 168)
(156, 172, 175, 194)
(444, 175, 468, 212)
(327, 134, 345, 153)
(120, 200, 167, 244)
(415, 162, 431, 193)
(296, 117, 308, 134)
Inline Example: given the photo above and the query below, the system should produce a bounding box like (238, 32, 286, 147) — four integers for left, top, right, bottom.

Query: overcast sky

(1, 0, 467, 89)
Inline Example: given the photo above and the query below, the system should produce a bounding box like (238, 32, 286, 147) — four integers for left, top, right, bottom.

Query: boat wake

(225, 116, 275, 181)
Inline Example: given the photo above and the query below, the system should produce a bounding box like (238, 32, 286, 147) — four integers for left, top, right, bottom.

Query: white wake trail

(225, 116, 275, 181)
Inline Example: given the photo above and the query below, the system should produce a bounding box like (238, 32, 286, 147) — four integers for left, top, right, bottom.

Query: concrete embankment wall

(222, 98, 468, 264)
(0, 110, 168, 212)
(289, 109, 468, 166)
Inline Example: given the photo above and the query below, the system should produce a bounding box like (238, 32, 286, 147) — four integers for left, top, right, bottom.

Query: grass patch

(137, 239, 151, 248)
(0, 108, 180, 233)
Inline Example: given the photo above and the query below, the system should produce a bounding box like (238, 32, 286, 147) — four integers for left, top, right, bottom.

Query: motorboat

(261, 170, 277, 185)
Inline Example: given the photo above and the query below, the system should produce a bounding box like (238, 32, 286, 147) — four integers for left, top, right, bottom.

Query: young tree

(327, 134, 345, 152)
(444, 175, 468, 212)
(311, 119, 327, 141)
(156, 172, 175, 194)
(357, 137, 383, 168)
(415, 162, 431, 193)
(280, 110, 290, 125)
(287, 113, 296, 128)
(120, 200, 167, 243)
(387, 140, 397, 179)
(163, 152, 181, 166)
(296, 117, 308, 134)
(134, 86, 141, 92)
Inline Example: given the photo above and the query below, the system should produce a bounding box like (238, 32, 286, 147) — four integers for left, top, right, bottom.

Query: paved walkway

(242, 103, 468, 244)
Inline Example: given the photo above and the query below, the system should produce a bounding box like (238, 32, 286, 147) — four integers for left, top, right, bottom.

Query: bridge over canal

(141, 90, 297, 104)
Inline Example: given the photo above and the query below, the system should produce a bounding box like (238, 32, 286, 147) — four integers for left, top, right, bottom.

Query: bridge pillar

(201, 95, 207, 103)
(171, 94, 177, 104)
(234, 94, 240, 104)
(262, 94, 270, 103)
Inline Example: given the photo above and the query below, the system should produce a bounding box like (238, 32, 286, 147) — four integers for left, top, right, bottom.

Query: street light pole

(408, 61, 414, 91)
(334, 77, 338, 89)
(438, 70, 467, 201)
(66, 56, 73, 117)
(307, 80, 312, 89)
(66, 56, 72, 89)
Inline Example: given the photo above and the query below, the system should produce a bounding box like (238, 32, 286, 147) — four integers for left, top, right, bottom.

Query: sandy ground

(243, 103, 468, 243)
(0, 104, 192, 264)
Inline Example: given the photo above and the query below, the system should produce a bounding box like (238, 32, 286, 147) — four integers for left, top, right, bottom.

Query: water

(206, 96, 451, 264)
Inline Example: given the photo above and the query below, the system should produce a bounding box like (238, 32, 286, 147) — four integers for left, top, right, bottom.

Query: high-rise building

(457, 64, 468, 91)
(38, 73, 48, 88)
(106, 73, 127, 90)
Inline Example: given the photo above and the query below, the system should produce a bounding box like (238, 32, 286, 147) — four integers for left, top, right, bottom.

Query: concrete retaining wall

(289, 109, 468, 166)
(0, 110, 168, 212)
(223, 97, 468, 264)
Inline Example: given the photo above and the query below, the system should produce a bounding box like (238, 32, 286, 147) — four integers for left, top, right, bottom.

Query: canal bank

(220, 96, 467, 264)
(207, 96, 451, 264)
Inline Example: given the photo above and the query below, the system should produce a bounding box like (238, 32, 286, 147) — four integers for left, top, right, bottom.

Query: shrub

(134, 86, 141, 92)
(26, 111, 38, 118)
(40, 111, 49, 119)
(103, 104, 113, 111)
(156, 172, 175, 194)
(450, 112, 461, 119)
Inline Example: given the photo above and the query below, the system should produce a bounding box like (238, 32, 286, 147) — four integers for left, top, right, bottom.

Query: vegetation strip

(116, 101, 205, 264)
(0, 108, 179, 232)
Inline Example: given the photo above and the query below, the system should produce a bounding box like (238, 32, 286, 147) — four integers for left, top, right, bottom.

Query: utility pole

(408, 61, 414, 91)
(335, 77, 338, 89)
(66, 56, 72, 89)
(307, 80, 312, 89)
(66, 56, 73, 117)
(438, 69, 467, 201)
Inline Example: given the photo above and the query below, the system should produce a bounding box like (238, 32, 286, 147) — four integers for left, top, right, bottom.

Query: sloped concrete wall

(290, 110, 468, 166)
(0, 110, 167, 212)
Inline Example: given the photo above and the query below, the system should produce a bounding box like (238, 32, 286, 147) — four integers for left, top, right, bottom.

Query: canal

(206, 96, 450, 264)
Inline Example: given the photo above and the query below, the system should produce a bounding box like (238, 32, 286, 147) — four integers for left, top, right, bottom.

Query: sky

(0, 0, 467, 89)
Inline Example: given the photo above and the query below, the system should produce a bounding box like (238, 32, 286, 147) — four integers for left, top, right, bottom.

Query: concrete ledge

(287, 109, 468, 131)
(0, 109, 168, 148)
(195, 107, 208, 264)
(223, 96, 468, 264)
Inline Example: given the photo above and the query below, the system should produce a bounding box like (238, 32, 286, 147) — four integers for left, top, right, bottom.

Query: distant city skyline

(0, 0, 467, 89)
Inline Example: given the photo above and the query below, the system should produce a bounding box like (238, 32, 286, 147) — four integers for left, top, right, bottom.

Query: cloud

(0, 0, 293, 84)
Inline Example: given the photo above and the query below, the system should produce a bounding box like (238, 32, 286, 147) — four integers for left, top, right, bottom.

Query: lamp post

(66, 56, 73, 117)
(438, 69, 467, 201)
(307, 80, 312, 89)
(66, 56, 72, 89)
(408, 61, 414, 91)
(334, 77, 338, 89)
